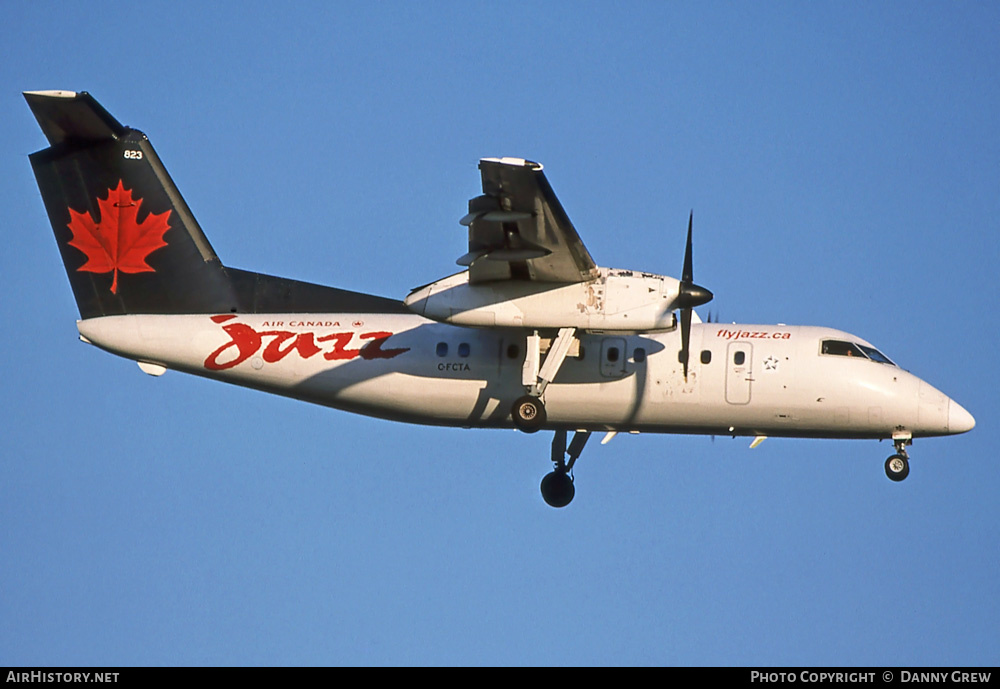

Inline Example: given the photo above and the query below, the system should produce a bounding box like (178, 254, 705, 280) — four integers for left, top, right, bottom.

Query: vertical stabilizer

(25, 90, 238, 318)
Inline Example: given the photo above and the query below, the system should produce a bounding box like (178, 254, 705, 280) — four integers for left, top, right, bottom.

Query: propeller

(676, 211, 713, 380)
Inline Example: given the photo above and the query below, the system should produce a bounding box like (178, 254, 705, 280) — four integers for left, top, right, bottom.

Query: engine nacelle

(405, 267, 681, 332)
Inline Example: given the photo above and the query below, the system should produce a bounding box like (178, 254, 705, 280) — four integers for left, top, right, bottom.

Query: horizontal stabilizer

(24, 91, 126, 146)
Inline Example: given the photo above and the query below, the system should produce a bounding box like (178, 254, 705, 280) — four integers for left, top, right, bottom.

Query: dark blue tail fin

(25, 90, 408, 319)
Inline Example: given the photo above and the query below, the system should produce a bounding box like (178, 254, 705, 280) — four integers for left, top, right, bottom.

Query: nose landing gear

(885, 434, 911, 482)
(885, 453, 910, 481)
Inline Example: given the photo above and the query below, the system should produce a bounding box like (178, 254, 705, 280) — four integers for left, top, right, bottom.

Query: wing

(458, 158, 599, 284)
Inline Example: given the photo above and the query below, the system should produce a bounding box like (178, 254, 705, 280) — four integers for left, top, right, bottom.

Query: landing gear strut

(885, 435, 911, 482)
(510, 327, 577, 434)
(541, 429, 591, 507)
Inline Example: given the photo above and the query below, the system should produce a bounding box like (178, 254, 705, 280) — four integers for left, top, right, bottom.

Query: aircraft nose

(948, 399, 975, 434)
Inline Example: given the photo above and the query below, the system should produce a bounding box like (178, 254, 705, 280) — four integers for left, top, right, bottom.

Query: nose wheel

(885, 435, 911, 482)
(885, 453, 910, 481)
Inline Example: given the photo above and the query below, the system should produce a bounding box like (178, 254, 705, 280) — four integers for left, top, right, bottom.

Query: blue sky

(2, 1, 997, 666)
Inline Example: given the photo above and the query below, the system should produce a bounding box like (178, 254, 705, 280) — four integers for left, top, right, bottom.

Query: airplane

(24, 90, 975, 507)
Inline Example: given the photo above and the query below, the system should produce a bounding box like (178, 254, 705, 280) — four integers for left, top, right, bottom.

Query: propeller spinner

(676, 212, 713, 379)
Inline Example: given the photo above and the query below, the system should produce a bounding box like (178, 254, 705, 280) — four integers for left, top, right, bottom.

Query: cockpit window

(821, 340, 866, 358)
(820, 339, 896, 366)
(857, 344, 895, 366)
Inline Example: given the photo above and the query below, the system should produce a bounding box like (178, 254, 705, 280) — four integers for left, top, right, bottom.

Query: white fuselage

(76, 312, 973, 440)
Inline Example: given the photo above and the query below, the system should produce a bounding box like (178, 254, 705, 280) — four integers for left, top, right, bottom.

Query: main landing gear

(541, 429, 592, 507)
(510, 328, 590, 507)
(884, 435, 911, 482)
(510, 327, 577, 434)
(506, 328, 592, 506)
(511, 395, 546, 433)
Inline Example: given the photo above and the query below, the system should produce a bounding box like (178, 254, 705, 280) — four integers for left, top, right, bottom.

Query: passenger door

(725, 341, 753, 404)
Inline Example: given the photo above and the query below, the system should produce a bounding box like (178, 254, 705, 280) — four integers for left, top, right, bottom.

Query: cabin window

(701, 350, 712, 364)
(507, 344, 520, 360)
(607, 346, 620, 363)
(436, 342, 448, 357)
(458, 343, 471, 358)
(633, 347, 646, 363)
(734, 351, 746, 366)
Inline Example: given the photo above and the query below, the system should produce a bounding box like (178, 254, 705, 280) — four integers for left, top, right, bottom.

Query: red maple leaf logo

(66, 180, 171, 294)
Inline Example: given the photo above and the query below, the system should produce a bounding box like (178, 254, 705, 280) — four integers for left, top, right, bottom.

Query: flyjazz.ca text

(716, 328, 792, 340)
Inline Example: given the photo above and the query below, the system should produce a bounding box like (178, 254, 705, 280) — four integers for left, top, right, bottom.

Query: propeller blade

(682, 211, 694, 284)
(680, 305, 692, 379)
(676, 211, 713, 381)
(675, 211, 713, 310)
